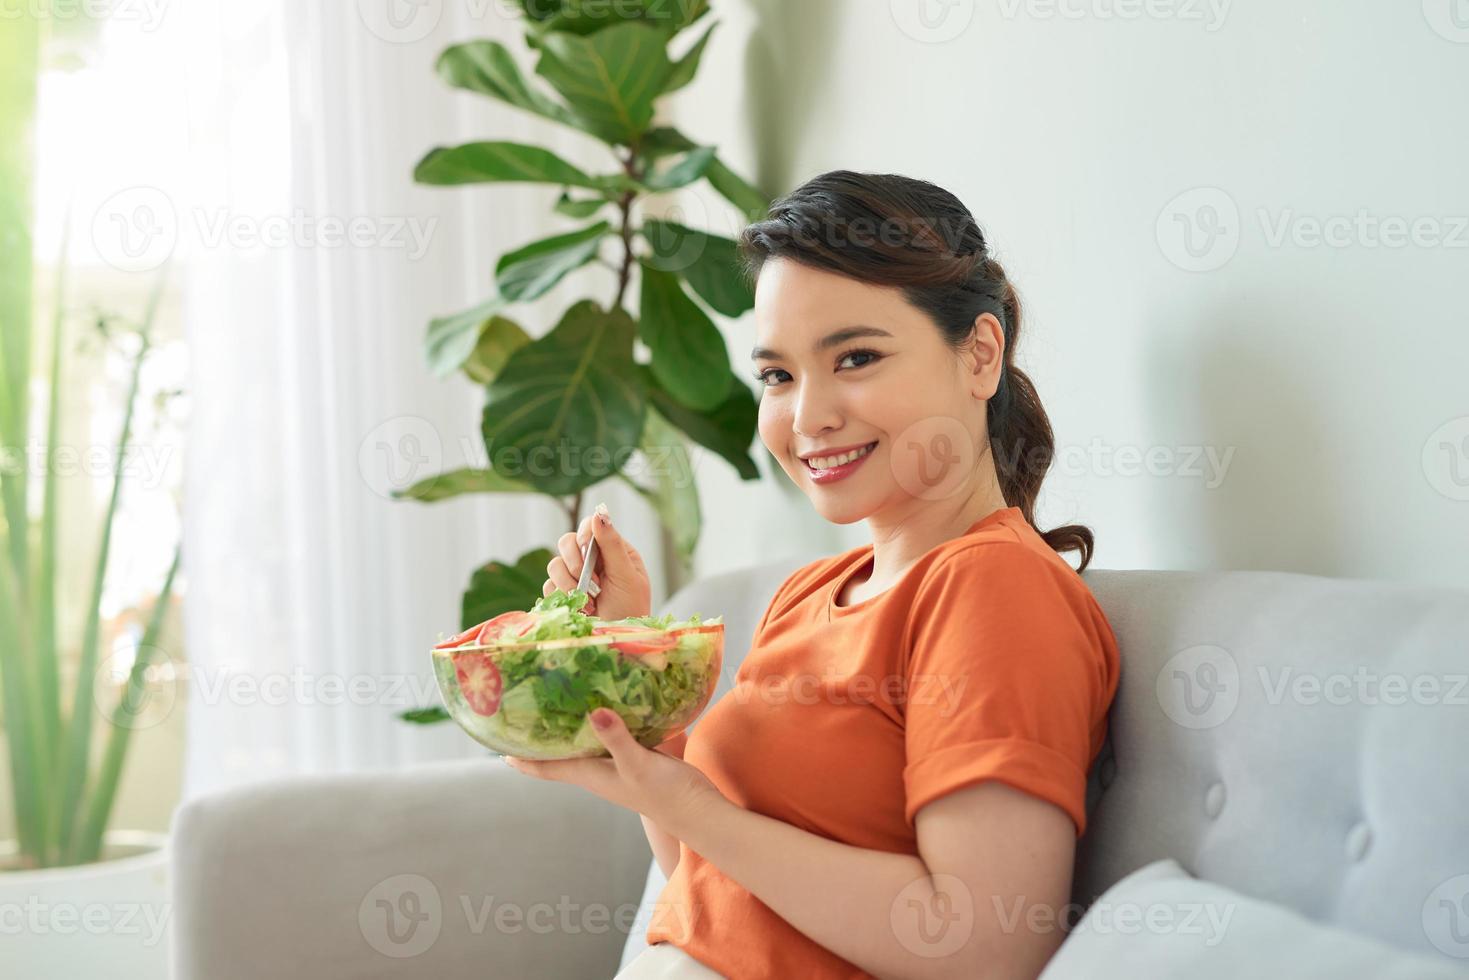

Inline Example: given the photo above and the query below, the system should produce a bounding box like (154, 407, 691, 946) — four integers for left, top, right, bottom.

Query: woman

(515, 171, 1121, 979)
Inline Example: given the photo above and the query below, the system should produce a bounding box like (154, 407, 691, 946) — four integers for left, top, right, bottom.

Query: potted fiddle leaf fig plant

(394, 0, 771, 724)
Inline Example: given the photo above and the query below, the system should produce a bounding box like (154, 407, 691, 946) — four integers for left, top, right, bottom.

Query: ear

(963, 312, 1006, 399)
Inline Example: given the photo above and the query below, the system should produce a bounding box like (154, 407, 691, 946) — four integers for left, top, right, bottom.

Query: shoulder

(917, 520, 1082, 600)
(906, 530, 1117, 662)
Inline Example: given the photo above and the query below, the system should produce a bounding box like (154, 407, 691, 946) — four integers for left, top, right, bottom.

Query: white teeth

(808, 442, 875, 470)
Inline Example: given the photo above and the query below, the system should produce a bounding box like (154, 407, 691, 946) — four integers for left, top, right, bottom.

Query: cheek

(756, 398, 786, 447)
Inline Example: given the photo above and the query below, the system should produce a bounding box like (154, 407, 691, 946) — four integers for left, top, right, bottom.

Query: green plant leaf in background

(495, 220, 611, 302)
(640, 218, 753, 317)
(463, 314, 533, 385)
(635, 126, 769, 222)
(425, 296, 508, 377)
(0, 5, 44, 864)
(414, 140, 602, 189)
(392, 467, 535, 503)
(617, 405, 700, 561)
(637, 260, 730, 412)
(639, 363, 760, 481)
(434, 40, 579, 131)
(460, 547, 557, 631)
(525, 0, 711, 41)
(553, 190, 610, 219)
(532, 22, 673, 146)
(481, 299, 646, 497)
(639, 144, 715, 192)
(661, 20, 716, 95)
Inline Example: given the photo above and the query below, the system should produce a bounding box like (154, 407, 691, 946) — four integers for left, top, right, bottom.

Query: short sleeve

(900, 543, 1113, 837)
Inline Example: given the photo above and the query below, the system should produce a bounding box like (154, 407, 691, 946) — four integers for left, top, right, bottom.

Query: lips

(803, 440, 878, 471)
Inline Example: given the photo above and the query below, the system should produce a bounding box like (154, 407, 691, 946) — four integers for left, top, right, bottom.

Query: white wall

(673, 0, 1469, 590)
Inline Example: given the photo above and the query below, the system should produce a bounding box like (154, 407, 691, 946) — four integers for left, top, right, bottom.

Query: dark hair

(736, 169, 1095, 571)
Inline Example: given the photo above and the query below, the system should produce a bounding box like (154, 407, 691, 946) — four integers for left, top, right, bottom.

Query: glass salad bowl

(430, 590, 724, 760)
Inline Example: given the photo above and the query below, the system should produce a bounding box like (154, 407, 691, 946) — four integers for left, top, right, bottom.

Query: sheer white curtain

(176, 1, 669, 798)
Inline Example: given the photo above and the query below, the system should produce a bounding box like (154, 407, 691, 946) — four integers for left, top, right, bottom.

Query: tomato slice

(433, 624, 482, 650)
(476, 610, 538, 645)
(451, 653, 503, 716)
(592, 625, 678, 659)
(668, 623, 722, 635)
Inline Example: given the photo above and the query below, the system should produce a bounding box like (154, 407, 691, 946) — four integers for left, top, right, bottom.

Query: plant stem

(72, 543, 181, 865)
(57, 267, 167, 861)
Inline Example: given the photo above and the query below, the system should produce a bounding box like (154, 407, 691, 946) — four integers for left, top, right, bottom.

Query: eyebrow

(749, 325, 895, 362)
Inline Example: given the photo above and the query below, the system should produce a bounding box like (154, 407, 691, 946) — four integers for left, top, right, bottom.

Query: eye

(838, 349, 881, 370)
(750, 349, 883, 388)
(752, 367, 789, 387)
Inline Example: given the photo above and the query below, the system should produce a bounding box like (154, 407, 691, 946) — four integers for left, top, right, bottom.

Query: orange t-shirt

(645, 505, 1121, 978)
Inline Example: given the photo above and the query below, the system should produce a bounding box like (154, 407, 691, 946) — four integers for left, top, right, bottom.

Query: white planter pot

(0, 831, 171, 977)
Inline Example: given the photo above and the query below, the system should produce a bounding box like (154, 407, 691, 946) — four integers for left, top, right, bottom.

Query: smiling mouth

(803, 440, 879, 472)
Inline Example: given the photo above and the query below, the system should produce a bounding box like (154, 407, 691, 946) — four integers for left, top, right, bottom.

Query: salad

(430, 589, 724, 760)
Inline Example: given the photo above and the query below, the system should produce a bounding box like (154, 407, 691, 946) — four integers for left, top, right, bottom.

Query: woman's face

(750, 257, 1004, 525)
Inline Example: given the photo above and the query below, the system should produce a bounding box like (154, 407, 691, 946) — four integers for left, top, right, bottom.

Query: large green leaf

(481, 299, 646, 496)
(704, 154, 770, 223)
(662, 20, 716, 95)
(637, 260, 730, 412)
(392, 467, 535, 503)
(414, 141, 601, 189)
(631, 126, 770, 220)
(425, 296, 507, 377)
(639, 364, 759, 481)
(495, 220, 610, 302)
(461, 547, 556, 631)
(434, 40, 579, 131)
(640, 145, 715, 192)
(529, 0, 710, 39)
(640, 219, 753, 317)
(463, 315, 533, 385)
(617, 406, 700, 560)
(533, 22, 673, 146)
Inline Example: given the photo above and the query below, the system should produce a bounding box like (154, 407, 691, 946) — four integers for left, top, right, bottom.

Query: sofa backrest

(661, 561, 1469, 962)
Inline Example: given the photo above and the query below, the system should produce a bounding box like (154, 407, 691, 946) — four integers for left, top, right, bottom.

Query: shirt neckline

(827, 505, 1024, 620)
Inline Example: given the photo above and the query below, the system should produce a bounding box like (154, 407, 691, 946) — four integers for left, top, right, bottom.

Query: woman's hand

(503, 710, 721, 836)
(543, 509, 651, 620)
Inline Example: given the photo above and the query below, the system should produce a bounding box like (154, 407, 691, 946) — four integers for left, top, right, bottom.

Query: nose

(790, 379, 843, 439)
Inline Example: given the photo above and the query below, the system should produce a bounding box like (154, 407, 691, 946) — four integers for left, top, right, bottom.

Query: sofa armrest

(170, 757, 650, 980)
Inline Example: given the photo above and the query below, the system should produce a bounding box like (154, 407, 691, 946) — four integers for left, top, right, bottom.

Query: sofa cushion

(1040, 858, 1469, 979)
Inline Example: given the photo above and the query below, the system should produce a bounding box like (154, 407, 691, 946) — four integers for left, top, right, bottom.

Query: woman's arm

(642, 729, 692, 878)
(669, 781, 1075, 980)
(640, 814, 681, 878)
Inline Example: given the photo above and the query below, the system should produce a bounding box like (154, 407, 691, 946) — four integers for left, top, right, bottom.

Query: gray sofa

(170, 560, 1469, 978)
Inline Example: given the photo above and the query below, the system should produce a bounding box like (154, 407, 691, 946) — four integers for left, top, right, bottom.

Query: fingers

(543, 557, 578, 596)
(557, 530, 585, 579)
